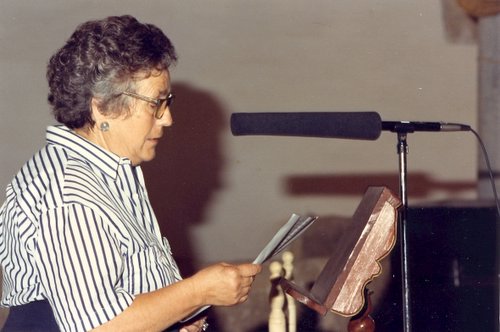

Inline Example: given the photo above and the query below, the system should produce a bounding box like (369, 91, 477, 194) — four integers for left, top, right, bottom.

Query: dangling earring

(100, 122, 110, 132)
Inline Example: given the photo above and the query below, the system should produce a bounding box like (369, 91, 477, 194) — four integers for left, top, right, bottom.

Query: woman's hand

(191, 262, 262, 307)
(180, 316, 208, 332)
(92, 262, 261, 332)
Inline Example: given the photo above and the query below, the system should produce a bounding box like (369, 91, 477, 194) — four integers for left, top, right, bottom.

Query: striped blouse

(0, 125, 182, 332)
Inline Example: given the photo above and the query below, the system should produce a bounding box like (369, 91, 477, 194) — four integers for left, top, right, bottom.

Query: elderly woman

(0, 15, 261, 332)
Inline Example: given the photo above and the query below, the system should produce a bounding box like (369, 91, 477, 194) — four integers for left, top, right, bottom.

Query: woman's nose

(158, 107, 173, 127)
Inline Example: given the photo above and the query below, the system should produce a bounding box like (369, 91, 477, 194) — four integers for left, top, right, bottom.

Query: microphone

(230, 112, 382, 140)
(381, 121, 471, 133)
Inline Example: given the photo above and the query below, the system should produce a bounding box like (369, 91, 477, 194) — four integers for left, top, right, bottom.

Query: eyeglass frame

(121, 91, 175, 119)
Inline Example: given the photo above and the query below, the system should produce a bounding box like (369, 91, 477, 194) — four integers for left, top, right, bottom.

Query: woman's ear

(89, 97, 113, 133)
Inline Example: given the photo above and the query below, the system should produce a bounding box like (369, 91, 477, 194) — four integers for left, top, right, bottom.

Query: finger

(180, 317, 208, 332)
(180, 324, 199, 332)
(241, 276, 255, 287)
(238, 263, 262, 277)
(185, 322, 205, 332)
(239, 284, 251, 295)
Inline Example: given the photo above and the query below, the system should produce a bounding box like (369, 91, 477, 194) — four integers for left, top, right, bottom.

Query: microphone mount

(382, 121, 471, 133)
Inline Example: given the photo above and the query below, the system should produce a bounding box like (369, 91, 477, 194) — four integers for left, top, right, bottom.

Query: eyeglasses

(121, 91, 175, 119)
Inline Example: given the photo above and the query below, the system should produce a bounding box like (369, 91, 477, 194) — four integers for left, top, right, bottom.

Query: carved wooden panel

(280, 186, 401, 317)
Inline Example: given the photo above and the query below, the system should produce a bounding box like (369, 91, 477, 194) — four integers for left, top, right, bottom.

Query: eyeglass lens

(155, 93, 175, 119)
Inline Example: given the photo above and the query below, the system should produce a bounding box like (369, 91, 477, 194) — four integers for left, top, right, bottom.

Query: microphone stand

(382, 121, 428, 332)
(376, 120, 472, 331)
(396, 132, 412, 332)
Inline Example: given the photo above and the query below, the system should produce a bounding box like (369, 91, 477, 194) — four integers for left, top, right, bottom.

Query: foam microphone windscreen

(231, 112, 382, 140)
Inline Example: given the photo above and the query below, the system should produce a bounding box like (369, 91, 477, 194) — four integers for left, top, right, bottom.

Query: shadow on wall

(284, 172, 476, 199)
(142, 82, 225, 276)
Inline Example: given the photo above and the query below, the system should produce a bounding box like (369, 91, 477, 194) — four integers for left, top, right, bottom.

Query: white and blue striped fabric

(0, 125, 182, 332)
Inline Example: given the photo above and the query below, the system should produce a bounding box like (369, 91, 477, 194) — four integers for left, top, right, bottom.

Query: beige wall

(0, 1, 478, 268)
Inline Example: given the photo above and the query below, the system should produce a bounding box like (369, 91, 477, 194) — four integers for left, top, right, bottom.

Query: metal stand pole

(397, 132, 412, 332)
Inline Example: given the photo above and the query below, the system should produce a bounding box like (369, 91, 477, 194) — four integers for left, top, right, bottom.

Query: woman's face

(101, 70, 173, 165)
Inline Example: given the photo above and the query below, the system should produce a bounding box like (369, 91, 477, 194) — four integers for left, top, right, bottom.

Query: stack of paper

(253, 213, 318, 264)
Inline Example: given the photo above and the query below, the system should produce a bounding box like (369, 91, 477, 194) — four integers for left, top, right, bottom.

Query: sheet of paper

(253, 213, 318, 264)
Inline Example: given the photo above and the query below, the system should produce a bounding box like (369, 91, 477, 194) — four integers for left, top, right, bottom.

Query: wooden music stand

(280, 186, 401, 318)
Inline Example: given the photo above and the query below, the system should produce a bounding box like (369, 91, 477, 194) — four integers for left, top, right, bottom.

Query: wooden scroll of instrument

(279, 186, 401, 317)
